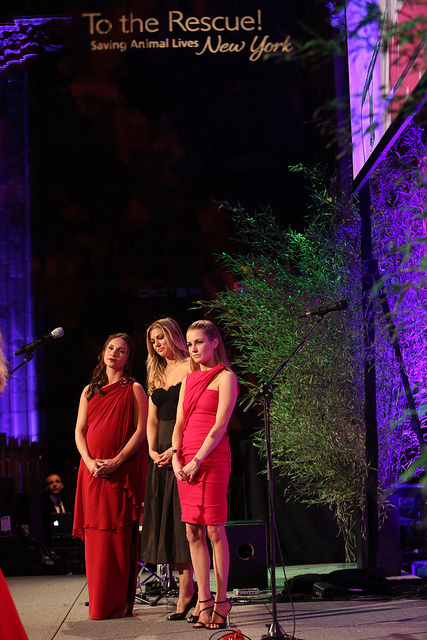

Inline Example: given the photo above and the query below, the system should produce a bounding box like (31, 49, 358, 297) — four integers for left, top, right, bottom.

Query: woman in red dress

(172, 320, 238, 630)
(73, 333, 148, 620)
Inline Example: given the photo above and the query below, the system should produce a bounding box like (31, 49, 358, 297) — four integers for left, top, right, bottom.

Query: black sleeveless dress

(140, 383, 191, 564)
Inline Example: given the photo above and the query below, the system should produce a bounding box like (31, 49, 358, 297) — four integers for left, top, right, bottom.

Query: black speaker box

(226, 520, 268, 590)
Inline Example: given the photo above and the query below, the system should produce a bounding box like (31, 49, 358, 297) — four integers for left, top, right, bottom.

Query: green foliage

(195, 124, 427, 561)
(198, 166, 366, 560)
(202, 3, 427, 560)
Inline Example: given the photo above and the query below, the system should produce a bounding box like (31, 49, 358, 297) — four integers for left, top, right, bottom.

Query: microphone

(15, 327, 65, 356)
(299, 300, 348, 318)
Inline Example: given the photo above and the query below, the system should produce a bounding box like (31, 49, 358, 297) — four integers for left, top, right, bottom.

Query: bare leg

(207, 523, 230, 628)
(186, 523, 214, 626)
(174, 562, 194, 614)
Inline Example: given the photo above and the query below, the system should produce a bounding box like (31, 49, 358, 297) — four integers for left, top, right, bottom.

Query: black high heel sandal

(186, 612, 199, 624)
(193, 596, 214, 629)
(207, 598, 232, 630)
(167, 591, 197, 621)
(186, 590, 200, 624)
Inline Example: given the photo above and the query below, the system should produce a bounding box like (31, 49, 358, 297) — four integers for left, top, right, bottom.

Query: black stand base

(135, 563, 178, 606)
(150, 574, 178, 606)
(261, 621, 291, 639)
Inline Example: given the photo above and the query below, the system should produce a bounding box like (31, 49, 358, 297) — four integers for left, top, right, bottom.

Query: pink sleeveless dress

(177, 364, 231, 525)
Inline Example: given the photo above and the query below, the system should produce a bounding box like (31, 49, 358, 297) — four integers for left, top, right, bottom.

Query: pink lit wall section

(346, 0, 427, 189)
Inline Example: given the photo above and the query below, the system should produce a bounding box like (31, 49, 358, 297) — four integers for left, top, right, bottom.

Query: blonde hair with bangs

(146, 318, 189, 395)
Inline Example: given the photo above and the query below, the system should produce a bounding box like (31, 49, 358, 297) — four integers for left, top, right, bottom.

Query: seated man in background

(45, 474, 67, 513)
(43, 473, 71, 542)
(43, 473, 83, 574)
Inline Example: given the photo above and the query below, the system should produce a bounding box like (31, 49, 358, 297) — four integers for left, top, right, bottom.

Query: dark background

(2, 1, 344, 563)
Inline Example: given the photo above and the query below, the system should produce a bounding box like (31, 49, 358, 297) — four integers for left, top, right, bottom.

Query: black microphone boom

(15, 327, 65, 356)
(300, 300, 348, 318)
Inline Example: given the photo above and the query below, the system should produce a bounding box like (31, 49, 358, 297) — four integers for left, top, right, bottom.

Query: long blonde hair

(187, 320, 232, 372)
(146, 318, 189, 395)
(0, 330, 8, 393)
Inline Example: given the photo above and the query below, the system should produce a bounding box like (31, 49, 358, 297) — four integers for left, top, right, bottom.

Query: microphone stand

(6, 349, 36, 377)
(244, 317, 324, 640)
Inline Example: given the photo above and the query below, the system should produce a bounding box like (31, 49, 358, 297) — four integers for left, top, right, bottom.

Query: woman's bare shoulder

(218, 369, 238, 385)
(132, 381, 147, 397)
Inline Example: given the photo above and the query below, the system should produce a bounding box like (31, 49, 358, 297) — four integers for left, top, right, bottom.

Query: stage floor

(6, 564, 427, 640)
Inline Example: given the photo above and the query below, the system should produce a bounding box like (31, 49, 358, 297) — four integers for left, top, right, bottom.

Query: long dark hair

(85, 333, 135, 399)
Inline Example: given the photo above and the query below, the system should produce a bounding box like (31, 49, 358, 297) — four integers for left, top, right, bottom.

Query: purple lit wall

(0, 62, 38, 441)
(370, 123, 427, 489)
(0, 18, 69, 442)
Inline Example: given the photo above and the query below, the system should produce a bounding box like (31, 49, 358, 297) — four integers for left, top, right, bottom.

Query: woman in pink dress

(172, 320, 238, 630)
(73, 333, 148, 620)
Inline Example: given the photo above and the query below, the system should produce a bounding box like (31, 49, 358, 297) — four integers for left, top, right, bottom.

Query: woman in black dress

(140, 318, 195, 619)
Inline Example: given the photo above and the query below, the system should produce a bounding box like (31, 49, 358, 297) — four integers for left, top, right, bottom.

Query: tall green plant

(199, 165, 366, 560)
(198, 125, 427, 558)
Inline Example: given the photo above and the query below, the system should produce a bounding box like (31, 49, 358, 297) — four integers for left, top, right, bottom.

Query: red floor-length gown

(177, 364, 231, 525)
(73, 377, 144, 619)
(0, 569, 29, 640)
